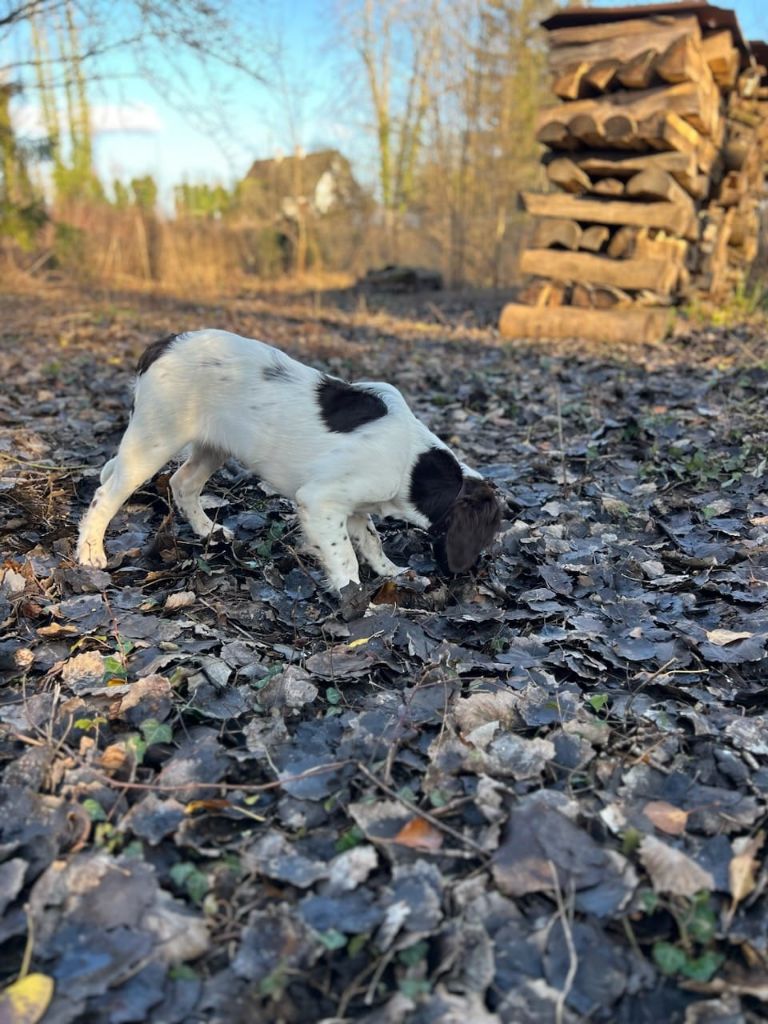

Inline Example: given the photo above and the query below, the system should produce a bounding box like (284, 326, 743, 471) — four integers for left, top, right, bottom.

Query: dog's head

(432, 477, 501, 575)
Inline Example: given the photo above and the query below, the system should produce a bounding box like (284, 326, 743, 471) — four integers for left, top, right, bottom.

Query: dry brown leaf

(643, 800, 689, 836)
(639, 835, 714, 897)
(392, 816, 444, 852)
(705, 628, 754, 646)
(729, 832, 764, 904)
(164, 590, 196, 610)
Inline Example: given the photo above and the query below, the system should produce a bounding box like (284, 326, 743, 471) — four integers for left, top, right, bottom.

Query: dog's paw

(76, 540, 107, 569)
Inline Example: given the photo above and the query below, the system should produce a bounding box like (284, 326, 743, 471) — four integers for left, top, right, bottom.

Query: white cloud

(12, 102, 163, 136)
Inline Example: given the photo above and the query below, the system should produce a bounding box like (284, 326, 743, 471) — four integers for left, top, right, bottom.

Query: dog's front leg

(296, 487, 360, 592)
(348, 515, 406, 578)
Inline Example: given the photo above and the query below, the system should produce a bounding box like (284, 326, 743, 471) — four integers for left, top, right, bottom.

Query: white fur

(76, 329, 476, 591)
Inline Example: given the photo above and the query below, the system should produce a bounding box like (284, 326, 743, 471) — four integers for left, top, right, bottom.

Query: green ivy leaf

(681, 951, 724, 982)
(325, 686, 342, 705)
(335, 826, 364, 853)
(140, 718, 173, 746)
(82, 798, 107, 822)
(398, 941, 429, 967)
(587, 693, 609, 712)
(317, 928, 347, 951)
(652, 941, 687, 976)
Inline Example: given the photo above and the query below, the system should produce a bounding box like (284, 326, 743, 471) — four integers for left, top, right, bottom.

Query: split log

(593, 178, 624, 196)
(546, 156, 591, 193)
(633, 231, 688, 266)
(520, 191, 698, 240)
(584, 59, 620, 93)
(498, 303, 671, 345)
(655, 33, 711, 86)
(580, 225, 610, 252)
(571, 283, 632, 308)
(519, 249, 680, 294)
(702, 31, 740, 89)
(718, 170, 747, 207)
(553, 63, 589, 101)
(625, 167, 695, 213)
(531, 218, 582, 250)
(639, 111, 719, 174)
(607, 225, 637, 258)
(517, 278, 567, 307)
(617, 49, 658, 90)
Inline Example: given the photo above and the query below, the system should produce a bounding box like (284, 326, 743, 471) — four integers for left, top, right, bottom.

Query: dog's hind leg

(77, 421, 186, 568)
(170, 445, 232, 540)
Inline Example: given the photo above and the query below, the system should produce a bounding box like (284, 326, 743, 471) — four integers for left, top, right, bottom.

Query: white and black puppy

(76, 329, 501, 592)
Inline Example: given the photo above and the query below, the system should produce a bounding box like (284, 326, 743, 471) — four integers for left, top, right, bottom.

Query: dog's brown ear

(442, 479, 501, 573)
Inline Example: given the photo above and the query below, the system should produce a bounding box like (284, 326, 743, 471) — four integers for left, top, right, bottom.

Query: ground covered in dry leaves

(1, 282, 768, 1024)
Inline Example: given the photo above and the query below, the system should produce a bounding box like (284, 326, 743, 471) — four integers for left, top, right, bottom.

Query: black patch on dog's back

(137, 334, 180, 375)
(317, 376, 387, 433)
(409, 447, 464, 528)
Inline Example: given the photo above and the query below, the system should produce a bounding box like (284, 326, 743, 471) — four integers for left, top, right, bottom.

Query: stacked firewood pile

(500, 2, 768, 343)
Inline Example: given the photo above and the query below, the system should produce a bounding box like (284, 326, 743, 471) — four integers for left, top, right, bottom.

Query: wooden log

(571, 283, 632, 308)
(580, 225, 610, 252)
(518, 278, 567, 307)
(568, 113, 605, 148)
(702, 31, 739, 89)
(498, 303, 672, 345)
(519, 249, 680, 294)
(520, 191, 697, 240)
(553, 62, 589, 101)
(719, 169, 747, 207)
(593, 178, 625, 196)
(584, 59, 620, 93)
(640, 111, 719, 174)
(617, 49, 658, 91)
(723, 135, 757, 172)
(634, 231, 688, 266)
(530, 218, 582, 250)
(546, 156, 591, 193)
(536, 81, 720, 149)
(548, 17, 700, 74)
(655, 33, 711, 86)
(607, 225, 637, 258)
(569, 149, 708, 197)
(625, 168, 694, 212)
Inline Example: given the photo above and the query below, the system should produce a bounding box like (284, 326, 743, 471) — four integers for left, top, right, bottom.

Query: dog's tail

(100, 457, 117, 485)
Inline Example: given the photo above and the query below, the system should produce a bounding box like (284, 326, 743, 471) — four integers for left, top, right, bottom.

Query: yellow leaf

(643, 800, 689, 836)
(0, 973, 54, 1024)
(347, 637, 371, 650)
(105, 677, 127, 687)
(730, 833, 764, 905)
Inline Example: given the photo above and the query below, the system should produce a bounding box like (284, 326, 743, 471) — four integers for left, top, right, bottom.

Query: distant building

(242, 149, 365, 219)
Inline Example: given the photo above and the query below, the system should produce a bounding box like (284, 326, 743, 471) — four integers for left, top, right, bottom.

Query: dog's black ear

(441, 478, 501, 573)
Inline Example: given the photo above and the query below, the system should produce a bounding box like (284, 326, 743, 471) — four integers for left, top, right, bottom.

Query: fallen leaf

(643, 800, 689, 836)
(705, 628, 754, 646)
(392, 816, 444, 852)
(639, 835, 714, 897)
(729, 832, 764, 905)
(164, 591, 196, 611)
(347, 637, 372, 650)
(0, 973, 54, 1024)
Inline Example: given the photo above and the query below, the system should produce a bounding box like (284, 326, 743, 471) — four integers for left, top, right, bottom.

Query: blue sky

(12, 0, 768, 204)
